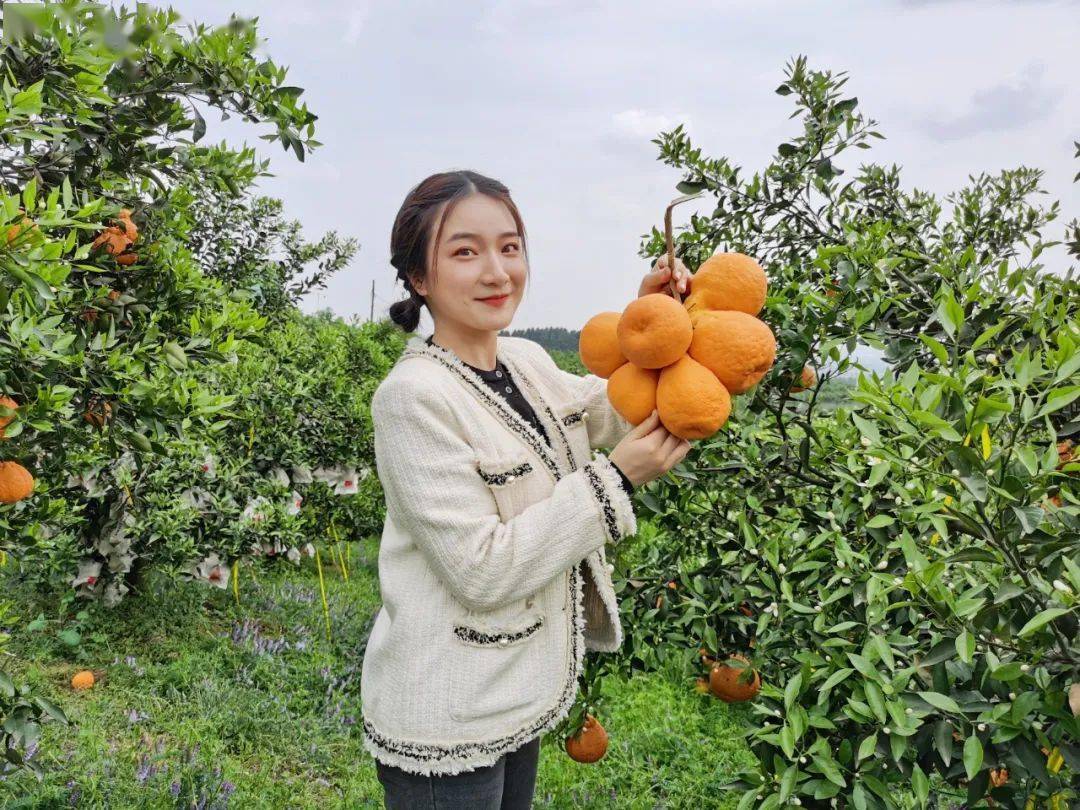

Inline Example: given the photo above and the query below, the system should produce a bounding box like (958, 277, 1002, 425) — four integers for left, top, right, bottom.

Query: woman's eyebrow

(447, 231, 520, 243)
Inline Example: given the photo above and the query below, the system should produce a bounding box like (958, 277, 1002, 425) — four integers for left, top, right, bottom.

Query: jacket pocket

(555, 399, 591, 464)
(448, 612, 546, 723)
(476, 452, 538, 521)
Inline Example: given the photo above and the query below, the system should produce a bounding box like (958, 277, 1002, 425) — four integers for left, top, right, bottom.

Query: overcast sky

(168, 0, 1079, 342)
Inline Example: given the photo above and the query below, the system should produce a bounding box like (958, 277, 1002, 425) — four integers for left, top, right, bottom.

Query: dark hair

(388, 170, 529, 333)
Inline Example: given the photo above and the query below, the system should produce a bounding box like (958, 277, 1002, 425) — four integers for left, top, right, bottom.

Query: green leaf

(866, 515, 894, 529)
(1036, 385, 1080, 417)
(936, 290, 964, 338)
(856, 733, 877, 763)
(990, 662, 1024, 681)
(934, 720, 954, 766)
(972, 320, 1008, 351)
(919, 333, 950, 366)
(917, 691, 961, 713)
(818, 668, 855, 694)
(784, 672, 803, 710)
(864, 681, 887, 723)
(912, 762, 930, 807)
(816, 752, 846, 787)
(57, 629, 80, 647)
(963, 734, 983, 780)
(955, 631, 975, 664)
(1017, 607, 1070, 638)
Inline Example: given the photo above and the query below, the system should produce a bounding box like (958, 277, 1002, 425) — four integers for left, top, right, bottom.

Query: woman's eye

(504, 243, 520, 252)
(454, 247, 475, 256)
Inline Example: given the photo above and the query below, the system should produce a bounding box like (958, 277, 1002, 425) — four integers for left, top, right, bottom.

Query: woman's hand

(638, 254, 693, 299)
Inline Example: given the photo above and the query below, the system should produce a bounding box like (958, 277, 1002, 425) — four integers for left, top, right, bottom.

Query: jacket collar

(398, 334, 571, 480)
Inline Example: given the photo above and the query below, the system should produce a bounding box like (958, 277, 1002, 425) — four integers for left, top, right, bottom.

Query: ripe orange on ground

(565, 714, 608, 763)
(71, 670, 95, 690)
(0, 461, 34, 504)
(682, 252, 767, 318)
(709, 654, 761, 702)
(688, 310, 777, 394)
(617, 294, 693, 369)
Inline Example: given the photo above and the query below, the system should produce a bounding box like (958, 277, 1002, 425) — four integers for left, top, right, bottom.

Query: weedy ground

(2, 535, 755, 809)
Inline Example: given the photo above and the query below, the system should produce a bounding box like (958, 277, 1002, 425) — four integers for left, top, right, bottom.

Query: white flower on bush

(286, 546, 301, 564)
(198, 454, 217, 479)
(303, 542, 316, 558)
(242, 496, 271, 524)
(290, 464, 313, 485)
(103, 580, 129, 608)
(71, 559, 102, 589)
(192, 553, 229, 589)
(270, 466, 290, 487)
(1053, 579, 1073, 596)
(66, 468, 108, 498)
(312, 465, 342, 484)
(334, 468, 359, 496)
(285, 491, 303, 515)
(180, 487, 213, 512)
(860, 436, 872, 447)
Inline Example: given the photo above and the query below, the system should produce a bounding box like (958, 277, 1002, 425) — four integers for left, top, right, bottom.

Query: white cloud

(611, 109, 693, 141)
(919, 62, 1060, 140)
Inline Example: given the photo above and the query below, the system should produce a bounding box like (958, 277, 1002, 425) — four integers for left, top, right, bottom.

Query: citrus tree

(606, 57, 1078, 808)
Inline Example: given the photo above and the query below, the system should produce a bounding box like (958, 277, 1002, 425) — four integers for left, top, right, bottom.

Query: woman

(361, 170, 693, 809)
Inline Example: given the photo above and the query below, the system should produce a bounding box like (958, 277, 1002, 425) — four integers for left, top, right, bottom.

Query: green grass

(2, 537, 755, 808)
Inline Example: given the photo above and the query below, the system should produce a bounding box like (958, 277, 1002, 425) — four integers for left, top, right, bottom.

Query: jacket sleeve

(371, 376, 637, 614)
(517, 339, 636, 451)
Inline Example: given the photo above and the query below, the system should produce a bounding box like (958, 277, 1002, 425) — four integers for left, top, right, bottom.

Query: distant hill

(499, 326, 579, 353)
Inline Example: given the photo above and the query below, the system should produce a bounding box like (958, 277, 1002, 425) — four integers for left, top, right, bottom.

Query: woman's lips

(478, 295, 509, 306)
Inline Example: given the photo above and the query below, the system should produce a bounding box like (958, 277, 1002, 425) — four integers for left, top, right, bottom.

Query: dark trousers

(375, 735, 541, 809)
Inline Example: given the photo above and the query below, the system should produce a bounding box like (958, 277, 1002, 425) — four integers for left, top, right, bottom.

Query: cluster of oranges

(0, 396, 34, 505)
(91, 208, 139, 265)
(579, 253, 791, 441)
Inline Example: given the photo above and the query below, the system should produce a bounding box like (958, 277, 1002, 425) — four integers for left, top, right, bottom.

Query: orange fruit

(115, 252, 138, 266)
(989, 767, 1008, 788)
(565, 714, 608, 763)
(579, 312, 627, 378)
(617, 294, 693, 369)
(5, 216, 38, 244)
(0, 461, 34, 504)
(71, 670, 95, 690)
(789, 365, 816, 393)
(606, 362, 658, 425)
(688, 310, 777, 394)
(709, 654, 761, 702)
(683, 252, 767, 318)
(83, 400, 113, 428)
(0, 395, 18, 439)
(92, 225, 131, 256)
(656, 354, 731, 439)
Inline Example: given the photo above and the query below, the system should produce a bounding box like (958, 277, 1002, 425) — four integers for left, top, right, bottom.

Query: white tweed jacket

(359, 333, 638, 777)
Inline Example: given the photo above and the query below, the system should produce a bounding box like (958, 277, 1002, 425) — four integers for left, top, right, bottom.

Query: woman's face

(413, 193, 527, 335)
